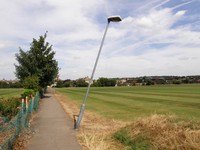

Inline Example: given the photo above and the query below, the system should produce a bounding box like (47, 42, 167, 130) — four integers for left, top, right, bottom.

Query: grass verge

(114, 115, 200, 150)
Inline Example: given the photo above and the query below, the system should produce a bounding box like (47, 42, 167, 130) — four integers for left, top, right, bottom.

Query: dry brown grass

(117, 114, 200, 149)
(0, 128, 15, 145)
(54, 90, 200, 150)
(12, 127, 35, 150)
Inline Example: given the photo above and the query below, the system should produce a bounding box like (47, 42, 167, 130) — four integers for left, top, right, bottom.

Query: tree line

(56, 77, 116, 88)
(0, 81, 23, 88)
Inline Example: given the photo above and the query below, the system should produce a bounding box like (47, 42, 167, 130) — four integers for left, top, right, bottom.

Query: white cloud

(0, 50, 17, 79)
(175, 10, 186, 17)
(0, 0, 199, 80)
(96, 45, 200, 78)
(136, 17, 154, 28)
(0, 43, 5, 48)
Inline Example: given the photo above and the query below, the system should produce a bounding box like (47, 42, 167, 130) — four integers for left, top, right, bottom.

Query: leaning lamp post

(75, 16, 122, 129)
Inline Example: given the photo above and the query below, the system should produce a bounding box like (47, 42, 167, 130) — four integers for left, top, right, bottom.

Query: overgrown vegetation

(0, 97, 21, 119)
(0, 88, 34, 121)
(113, 115, 200, 149)
(0, 89, 24, 120)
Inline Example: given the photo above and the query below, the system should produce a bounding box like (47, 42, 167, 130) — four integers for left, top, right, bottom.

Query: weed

(114, 129, 151, 150)
(114, 129, 132, 146)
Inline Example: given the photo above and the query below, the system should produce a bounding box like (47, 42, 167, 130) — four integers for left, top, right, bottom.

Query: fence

(0, 91, 39, 150)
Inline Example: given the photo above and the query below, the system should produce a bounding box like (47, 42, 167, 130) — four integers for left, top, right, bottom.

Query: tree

(15, 32, 59, 89)
(56, 80, 65, 88)
(22, 75, 40, 91)
(94, 77, 116, 87)
(75, 79, 88, 87)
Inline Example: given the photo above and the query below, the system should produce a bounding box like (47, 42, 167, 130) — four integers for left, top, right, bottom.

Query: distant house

(116, 78, 127, 86)
(116, 78, 137, 86)
(80, 76, 93, 84)
(0, 79, 19, 84)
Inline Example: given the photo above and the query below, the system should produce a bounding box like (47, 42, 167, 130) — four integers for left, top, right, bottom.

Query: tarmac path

(26, 89, 82, 150)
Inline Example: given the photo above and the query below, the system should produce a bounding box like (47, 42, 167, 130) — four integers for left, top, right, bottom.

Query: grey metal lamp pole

(75, 16, 122, 129)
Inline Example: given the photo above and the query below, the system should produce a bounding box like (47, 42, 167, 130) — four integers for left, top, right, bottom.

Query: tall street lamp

(75, 16, 122, 129)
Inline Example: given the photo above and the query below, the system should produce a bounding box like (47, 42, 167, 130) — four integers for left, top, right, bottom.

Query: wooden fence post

(31, 95, 34, 113)
(21, 98, 25, 128)
(25, 96, 29, 111)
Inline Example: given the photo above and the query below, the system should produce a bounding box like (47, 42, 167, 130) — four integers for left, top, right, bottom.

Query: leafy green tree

(56, 80, 65, 88)
(63, 80, 71, 87)
(173, 80, 182, 84)
(15, 32, 59, 89)
(64, 82, 71, 87)
(0, 82, 9, 88)
(11, 81, 23, 88)
(22, 75, 40, 91)
(76, 79, 88, 87)
(94, 77, 116, 87)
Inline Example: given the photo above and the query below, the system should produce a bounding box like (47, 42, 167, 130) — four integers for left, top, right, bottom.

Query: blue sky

(0, 0, 200, 80)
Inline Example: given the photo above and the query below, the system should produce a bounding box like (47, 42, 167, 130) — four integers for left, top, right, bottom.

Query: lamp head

(107, 16, 122, 23)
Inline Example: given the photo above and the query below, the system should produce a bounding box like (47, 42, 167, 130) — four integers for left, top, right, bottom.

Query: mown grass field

(55, 84, 200, 121)
(0, 88, 23, 98)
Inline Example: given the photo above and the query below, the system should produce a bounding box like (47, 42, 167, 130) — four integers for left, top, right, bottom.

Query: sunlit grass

(0, 88, 23, 98)
(55, 84, 200, 121)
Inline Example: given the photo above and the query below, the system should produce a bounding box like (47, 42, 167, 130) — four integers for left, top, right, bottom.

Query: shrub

(173, 80, 182, 84)
(21, 89, 35, 99)
(0, 97, 21, 119)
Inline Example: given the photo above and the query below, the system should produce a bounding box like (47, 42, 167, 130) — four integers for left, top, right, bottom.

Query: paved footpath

(26, 89, 82, 150)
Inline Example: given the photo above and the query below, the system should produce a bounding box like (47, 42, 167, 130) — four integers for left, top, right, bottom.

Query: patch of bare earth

(54, 91, 200, 150)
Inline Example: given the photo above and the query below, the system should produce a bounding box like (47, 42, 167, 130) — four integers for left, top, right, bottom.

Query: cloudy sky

(0, 0, 200, 80)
